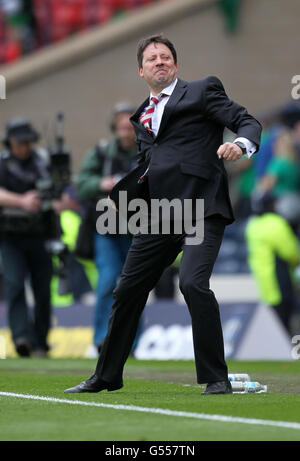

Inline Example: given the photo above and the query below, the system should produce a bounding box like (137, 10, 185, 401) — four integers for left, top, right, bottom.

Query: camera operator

(0, 118, 63, 357)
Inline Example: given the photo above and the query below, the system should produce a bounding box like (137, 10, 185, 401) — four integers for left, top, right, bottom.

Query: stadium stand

(0, 0, 164, 63)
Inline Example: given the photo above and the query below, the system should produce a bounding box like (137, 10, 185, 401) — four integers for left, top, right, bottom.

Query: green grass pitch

(0, 358, 300, 441)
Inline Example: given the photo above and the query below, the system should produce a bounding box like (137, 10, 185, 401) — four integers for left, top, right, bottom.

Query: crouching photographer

(0, 117, 70, 357)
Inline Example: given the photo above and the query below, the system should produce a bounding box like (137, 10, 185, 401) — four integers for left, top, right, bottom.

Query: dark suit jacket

(111, 76, 262, 224)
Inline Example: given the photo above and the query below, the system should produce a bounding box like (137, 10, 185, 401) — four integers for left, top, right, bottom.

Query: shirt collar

(150, 78, 178, 99)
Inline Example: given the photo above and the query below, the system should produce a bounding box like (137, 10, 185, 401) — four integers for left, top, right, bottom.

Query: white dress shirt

(150, 78, 178, 137)
(149, 78, 256, 158)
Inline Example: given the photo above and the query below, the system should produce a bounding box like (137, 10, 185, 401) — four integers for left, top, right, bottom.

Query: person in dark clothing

(0, 118, 60, 357)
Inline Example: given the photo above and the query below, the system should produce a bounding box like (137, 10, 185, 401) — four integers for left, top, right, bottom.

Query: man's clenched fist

(217, 142, 244, 161)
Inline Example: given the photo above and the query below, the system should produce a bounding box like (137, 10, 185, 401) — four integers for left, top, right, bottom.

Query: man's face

(114, 113, 136, 150)
(9, 139, 33, 160)
(138, 42, 178, 93)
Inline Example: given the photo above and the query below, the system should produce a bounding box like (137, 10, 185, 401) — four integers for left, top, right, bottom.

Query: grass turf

(0, 358, 300, 441)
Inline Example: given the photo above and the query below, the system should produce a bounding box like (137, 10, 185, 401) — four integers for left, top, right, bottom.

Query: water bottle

(231, 381, 267, 393)
(246, 382, 267, 393)
(228, 373, 250, 382)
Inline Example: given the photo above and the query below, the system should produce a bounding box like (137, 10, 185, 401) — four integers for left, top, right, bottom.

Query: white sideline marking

(1, 391, 300, 431)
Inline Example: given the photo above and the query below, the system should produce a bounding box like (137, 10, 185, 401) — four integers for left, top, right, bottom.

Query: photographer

(0, 118, 63, 357)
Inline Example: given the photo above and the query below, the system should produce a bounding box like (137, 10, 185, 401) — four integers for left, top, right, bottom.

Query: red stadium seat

(0, 11, 22, 63)
(3, 0, 163, 60)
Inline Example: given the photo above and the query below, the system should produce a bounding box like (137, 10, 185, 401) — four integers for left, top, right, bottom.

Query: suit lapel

(156, 79, 187, 139)
(130, 97, 154, 143)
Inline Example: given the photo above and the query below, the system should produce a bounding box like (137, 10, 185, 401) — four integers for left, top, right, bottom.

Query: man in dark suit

(65, 35, 262, 395)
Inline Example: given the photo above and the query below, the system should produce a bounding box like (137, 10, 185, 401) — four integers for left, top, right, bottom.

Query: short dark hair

(137, 34, 177, 68)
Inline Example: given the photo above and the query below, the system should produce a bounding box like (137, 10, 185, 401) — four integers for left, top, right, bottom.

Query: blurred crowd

(0, 0, 162, 64)
(230, 101, 300, 224)
(222, 100, 300, 336)
(0, 102, 173, 358)
(1, 99, 300, 358)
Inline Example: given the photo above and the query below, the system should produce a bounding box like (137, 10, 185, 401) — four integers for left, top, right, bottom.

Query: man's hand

(20, 190, 41, 213)
(217, 142, 244, 162)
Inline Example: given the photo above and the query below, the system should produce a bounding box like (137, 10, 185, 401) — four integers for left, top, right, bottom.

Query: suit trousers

(95, 214, 228, 385)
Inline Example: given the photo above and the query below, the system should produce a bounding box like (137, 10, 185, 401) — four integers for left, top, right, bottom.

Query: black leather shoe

(64, 374, 123, 393)
(15, 337, 32, 357)
(202, 380, 232, 395)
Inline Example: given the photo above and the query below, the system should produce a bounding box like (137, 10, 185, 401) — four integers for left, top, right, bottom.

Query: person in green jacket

(75, 103, 138, 353)
(245, 192, 300, 334)
(259, 130, 300, 197)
